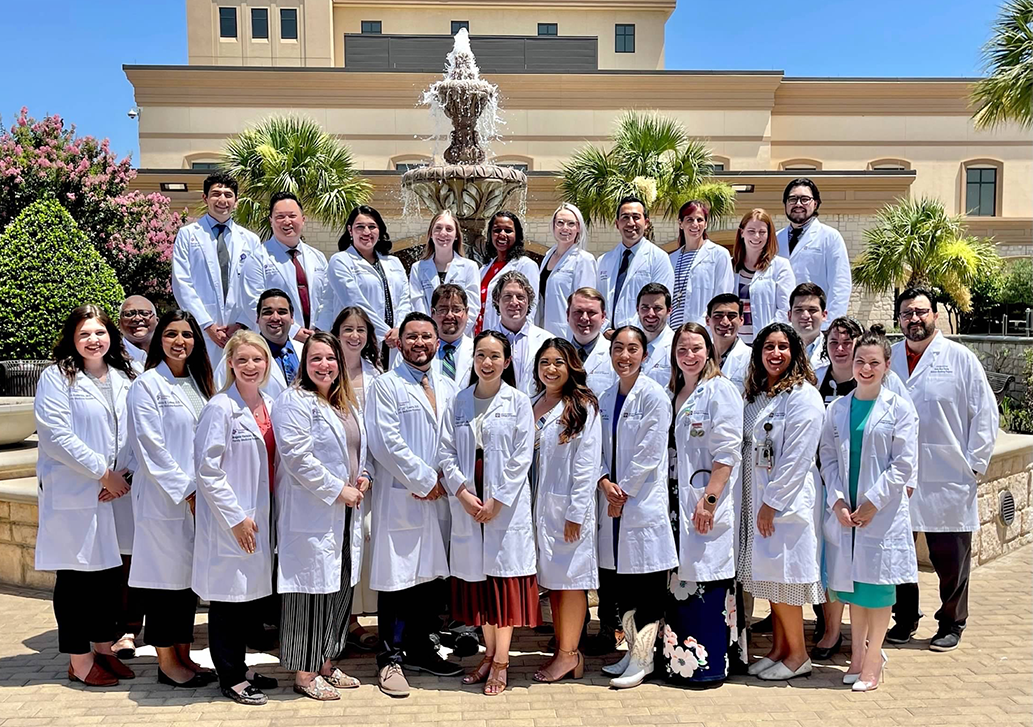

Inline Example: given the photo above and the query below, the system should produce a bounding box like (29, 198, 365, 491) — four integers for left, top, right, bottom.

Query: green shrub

(0, 200, 124, 359)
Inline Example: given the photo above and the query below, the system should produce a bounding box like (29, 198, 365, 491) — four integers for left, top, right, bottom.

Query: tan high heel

(533, 649, 584, 683)
(484, 661, 509, 696)
(462, 655, 493, 685)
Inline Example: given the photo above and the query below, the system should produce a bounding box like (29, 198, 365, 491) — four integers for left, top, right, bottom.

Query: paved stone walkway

(0, 547, 1029, 727)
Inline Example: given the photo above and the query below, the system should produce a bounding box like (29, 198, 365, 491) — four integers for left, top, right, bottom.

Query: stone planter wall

(0, 496, 52, 590)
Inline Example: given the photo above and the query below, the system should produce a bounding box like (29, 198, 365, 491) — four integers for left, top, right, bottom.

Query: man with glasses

(705, 293, 750, 393)
(172, 172, 260, 363)
(118, 296, 157, 363)
(887, 287, 999, 652)
(787, 282, 829, 370)
(776, 179, 851, 326)
(428, 284, 474, 387)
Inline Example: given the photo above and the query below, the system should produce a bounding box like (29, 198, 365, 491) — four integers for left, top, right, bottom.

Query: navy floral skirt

(657, 574, 740, 684)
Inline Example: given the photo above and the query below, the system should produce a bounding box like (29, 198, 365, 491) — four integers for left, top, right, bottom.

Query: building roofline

(136, 168, 917, 178)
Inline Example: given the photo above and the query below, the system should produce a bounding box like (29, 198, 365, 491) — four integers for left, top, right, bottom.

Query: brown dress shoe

(68, 661, 119, 687)
(94, 652, 135, 679)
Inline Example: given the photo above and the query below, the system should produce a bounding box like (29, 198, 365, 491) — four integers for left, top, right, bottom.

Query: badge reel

(754, 422, 774, 471)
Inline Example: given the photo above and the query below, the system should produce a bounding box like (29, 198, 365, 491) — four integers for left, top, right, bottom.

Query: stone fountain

(401, 29, 527, 263)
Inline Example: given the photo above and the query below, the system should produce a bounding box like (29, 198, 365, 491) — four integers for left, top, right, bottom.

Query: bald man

(119, 295, 157, 363)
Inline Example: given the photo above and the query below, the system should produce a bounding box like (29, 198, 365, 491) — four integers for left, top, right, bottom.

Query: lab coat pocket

(216, 509, 257, 558)
(386, 485, 423, 531)
(823, 510, 844, 544)
(49, 476, 100, 511)
(288, 488, 334, 534)
(919, 443, 971, 484)
(141, 482, 183, 521)
(450, 496, 474, 538)
(541, 491, 570, 539)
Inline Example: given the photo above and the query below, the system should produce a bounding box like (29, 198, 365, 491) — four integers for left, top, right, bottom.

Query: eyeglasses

(786, 196, 814, 205)
(433, 306, 465, 316)
(898, 308, 932, 320)
(121, 310, 154, 320)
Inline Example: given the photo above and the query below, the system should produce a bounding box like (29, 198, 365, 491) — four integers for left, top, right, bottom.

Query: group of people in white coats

(34, 169, 1001, 702)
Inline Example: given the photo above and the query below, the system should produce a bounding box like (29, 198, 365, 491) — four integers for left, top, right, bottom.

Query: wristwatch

(704, 493, 718, 506)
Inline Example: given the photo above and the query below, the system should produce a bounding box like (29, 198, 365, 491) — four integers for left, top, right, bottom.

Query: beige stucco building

(129, 0, 1032, 323)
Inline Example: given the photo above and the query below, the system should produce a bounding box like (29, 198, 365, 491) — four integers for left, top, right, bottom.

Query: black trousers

(376, 579, 445, 669)
(140, 588, 197, 648)
(54, 567, 123, 654)
(596, 567, 621, 634)
(894, 532, 972, 634)
(207, 600, 261, 689)
(118, 555, 145, 636)
(604, 568, 668, 630)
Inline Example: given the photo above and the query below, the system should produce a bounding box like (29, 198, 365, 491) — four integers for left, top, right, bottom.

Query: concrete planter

(0, 397, 35, 445)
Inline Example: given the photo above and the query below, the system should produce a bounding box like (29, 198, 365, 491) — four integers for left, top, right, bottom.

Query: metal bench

(985, 371, 1016, 410)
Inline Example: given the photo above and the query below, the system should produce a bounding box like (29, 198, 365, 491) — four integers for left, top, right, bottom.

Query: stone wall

(956, 335, 1032, 400)
(0, 498, 52, 591)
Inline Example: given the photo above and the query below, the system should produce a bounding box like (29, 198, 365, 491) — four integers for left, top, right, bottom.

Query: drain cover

(999, 490, 1016, 526)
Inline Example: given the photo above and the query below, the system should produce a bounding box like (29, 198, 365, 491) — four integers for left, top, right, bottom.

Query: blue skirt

(658, 575, 737, 684)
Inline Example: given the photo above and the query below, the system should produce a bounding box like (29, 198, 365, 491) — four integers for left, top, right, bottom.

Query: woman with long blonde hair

(409, 209, 481, 335)
(538, 203, 597, 338)
(731, 209, 796, 344)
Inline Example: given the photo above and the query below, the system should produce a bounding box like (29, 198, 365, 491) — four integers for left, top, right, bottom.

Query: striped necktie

(441, 343, 457, 380)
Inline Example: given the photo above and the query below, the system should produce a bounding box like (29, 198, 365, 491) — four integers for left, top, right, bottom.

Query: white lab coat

(172, 215, 260, 361)
(273, 388, 368, 593)
(438, 383, 536, 580)
(351, 358, 381, 614)
(191, 385, 274, 603)
(408, 256, 481, 337)
(392, 336, 474, 389)
(819, 387, 919, 591)
(597, 238, 676, 328)
(123, 340, 148, 365)
(746, 383, 824, 584)
(365, 368, 457, 591)
(805, 331, 826, 371)
(669, 241, 735, 325)
(533, 397, 602, 590)
(538, 245, 598, 338)
(777, 219, 852, 327)
(214, 337, 304, 398)
(240, 238, 329, 336)
(34, 365, 134, 572)
(642, 325, 674, 388)
(740, 257, 795, 342)
(479, 256, 541, 334)
(496, 319, 552, 396)
(719, 338, 751, 394)
(574, 336, 617, 399)
(598, 375, 678, 574)
(126, 364, 203, 589)
(814, 365, 912, 407)
(889, 334, 999, 532)
(320, 247, 413, 345)
(673, 376, 743, 582)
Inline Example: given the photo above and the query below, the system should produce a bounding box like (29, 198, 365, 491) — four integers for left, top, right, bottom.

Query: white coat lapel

(625, 241, 649, 282)
(74, 370, 112, 413)
(313, 394, 350, 469)
(789, 221, 819, 263)
(905, 332, 944, 382)
(227, 383, 264, 438)
(156, 362, 200, 421)
(408, 371, 438, 421)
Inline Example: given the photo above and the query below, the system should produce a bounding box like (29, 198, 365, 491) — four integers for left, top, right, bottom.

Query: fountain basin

(0, 397, 36, 446)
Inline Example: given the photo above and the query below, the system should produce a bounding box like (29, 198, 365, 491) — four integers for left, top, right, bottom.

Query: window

(708, 163, 725, 172)
(251, 8, 268, 39)
(219, 7, 237, 38)
(779, 159, 822, 171)
(966, 167, 997, 216)
(498, 163, 529, 172)
(190, 161, 221, 171)
(451, 20, 469, 35)
(538, 23, 558, 36)
(281, 8, 298, 40)
(615, 24, 635, 53)
(868, 159, 910, 171)
(361, 20, 382, 34)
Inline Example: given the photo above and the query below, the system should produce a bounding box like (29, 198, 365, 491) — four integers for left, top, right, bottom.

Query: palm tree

(221, 115, 372, 239)
(559, 112, 736, 235)
(853, 197, 1001, 330)
(971, 0, 1033, 131)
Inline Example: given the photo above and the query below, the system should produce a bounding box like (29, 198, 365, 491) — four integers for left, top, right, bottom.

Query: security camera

(127, 107, 140, 120)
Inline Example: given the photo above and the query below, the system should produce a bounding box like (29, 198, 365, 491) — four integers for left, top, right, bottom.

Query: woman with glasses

(538, 204, 597, 338)
(731, 209, 795, 344)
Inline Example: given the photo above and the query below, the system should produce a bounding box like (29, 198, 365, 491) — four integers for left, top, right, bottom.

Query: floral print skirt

(657, 574, 741, 684)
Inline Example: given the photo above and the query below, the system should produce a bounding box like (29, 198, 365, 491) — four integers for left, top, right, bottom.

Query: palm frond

(972, 0, 1033, 130)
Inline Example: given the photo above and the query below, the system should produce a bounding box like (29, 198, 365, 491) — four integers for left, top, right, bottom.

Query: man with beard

(118, 295, 157, 363)
(635, 283, 674, 386)
(706, 293, 751, 393)
(429, 284, 474, 387)
(366, 312, 463, 697)
(776, 179, 851, 326)
(566, 287, 615, 397)
(887, 288, 998, 652)
(490, 271, 550, 395)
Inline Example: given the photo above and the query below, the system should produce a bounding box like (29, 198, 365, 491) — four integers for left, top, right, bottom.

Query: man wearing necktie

(430, 283, 473, 387)
(171, 173, 260, 363)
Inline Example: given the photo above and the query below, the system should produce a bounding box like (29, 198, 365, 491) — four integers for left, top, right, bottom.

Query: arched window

(779, 158, 822, 171)
(868, 159, 911, 171)
(391, 155, 432, 173)
(707, 155, 730, 173)
(184, 152, 224, 170)
(492, 155, 533, 172)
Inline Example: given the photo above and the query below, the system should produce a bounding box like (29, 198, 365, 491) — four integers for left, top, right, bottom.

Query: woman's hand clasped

(99, 468, 130, 502)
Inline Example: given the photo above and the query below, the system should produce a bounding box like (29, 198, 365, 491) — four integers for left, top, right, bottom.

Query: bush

(0, 200, 124, 359)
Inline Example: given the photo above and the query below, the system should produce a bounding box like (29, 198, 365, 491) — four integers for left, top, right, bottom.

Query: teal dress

(831, 397, 896, 609)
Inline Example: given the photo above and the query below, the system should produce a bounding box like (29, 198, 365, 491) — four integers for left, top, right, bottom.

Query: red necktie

(287, 248, 311, 329)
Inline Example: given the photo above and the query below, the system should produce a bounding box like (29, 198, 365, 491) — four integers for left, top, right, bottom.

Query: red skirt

(451, 574, 542, 628)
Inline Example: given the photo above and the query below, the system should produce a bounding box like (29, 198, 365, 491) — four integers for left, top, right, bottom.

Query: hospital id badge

(754, 423, 774, 471)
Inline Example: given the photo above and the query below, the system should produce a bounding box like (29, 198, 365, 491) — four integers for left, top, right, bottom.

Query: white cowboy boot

(609, 619, 658, 689)
(601, 610, 636, 676)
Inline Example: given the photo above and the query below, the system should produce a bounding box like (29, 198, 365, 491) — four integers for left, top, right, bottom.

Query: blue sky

(2, 0, 1002, 164)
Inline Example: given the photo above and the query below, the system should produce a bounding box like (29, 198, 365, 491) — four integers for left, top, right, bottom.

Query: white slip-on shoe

(757, 658, 812, 681)
(747, 656, 777, 676)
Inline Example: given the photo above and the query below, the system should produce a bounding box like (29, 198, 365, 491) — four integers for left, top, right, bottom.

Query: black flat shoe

(810, 633, 843, 661)
(221, 685, 267, 705)
(158, 669, 215, 688)
(246, 672, 278, 690)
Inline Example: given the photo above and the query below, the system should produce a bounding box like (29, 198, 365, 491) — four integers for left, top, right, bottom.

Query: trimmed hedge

(0, 199, 124, 359)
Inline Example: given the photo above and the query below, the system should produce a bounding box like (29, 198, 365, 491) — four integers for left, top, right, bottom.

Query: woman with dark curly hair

(475, 211, 540, 335)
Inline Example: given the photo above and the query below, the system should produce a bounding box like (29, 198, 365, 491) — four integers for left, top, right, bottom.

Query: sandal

(293, 675, 340, 701)
(348, 624, 379, 652)
(533, 649, 584, 683)
(484, 661, 508, 696)
(462, 655, 493, 685)
(322, 667, 360, 689)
